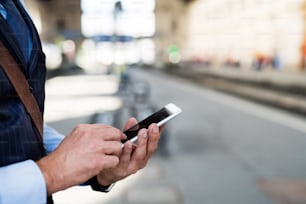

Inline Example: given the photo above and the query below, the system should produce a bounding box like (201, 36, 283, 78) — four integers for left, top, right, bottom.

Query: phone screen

(122, 107, 170, 143)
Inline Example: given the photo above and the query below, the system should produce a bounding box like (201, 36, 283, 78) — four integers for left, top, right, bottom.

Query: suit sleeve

(0, 160, 47, 204)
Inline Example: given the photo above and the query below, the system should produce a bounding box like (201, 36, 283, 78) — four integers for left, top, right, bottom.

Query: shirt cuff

(43, 124, 65, 154)
(0, 160, 46, 204)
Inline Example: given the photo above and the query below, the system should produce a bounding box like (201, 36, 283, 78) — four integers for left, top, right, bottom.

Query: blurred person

(0, 1, 162, 204)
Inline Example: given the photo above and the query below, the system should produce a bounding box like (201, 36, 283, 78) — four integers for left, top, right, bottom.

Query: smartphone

(121, 103, 182, 144)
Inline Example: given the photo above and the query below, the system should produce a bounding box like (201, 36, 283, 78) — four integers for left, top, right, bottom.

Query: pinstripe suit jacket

(0, 0, 46, 167)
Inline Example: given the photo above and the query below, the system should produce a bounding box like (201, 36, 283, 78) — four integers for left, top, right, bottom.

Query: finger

(121, 133, 127, 141)
(118, 141, 133, 168)
(101, 155, 120, 169)
(147, 124, 160, 156)
(83, 124, 124, 141)
(130, 129, 148, 165)
(99, 141, 123, 156)
(98, 128, 125, 141)
(159, 124, 166, 133)
(123, 117, 138, 131)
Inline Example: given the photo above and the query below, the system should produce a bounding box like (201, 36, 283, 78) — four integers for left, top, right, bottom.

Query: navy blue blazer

(0, 0, 46, 167)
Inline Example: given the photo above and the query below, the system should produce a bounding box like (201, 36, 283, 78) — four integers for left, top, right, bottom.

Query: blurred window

(81, 0, 155, 38)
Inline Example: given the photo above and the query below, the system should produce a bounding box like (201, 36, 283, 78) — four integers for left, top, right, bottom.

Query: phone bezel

(122, 103, 182, 144)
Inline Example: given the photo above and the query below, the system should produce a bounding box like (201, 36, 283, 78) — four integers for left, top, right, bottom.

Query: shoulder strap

(0, 41, 43, 139)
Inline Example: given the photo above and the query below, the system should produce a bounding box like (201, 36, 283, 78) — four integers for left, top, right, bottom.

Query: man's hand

(96, 118, 162, 186)
(37, 124, 126, 195)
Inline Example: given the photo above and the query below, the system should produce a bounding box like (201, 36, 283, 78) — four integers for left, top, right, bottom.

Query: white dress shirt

(0, 125, 64, 204)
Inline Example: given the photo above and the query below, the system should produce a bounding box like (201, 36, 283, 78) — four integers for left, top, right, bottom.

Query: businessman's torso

(0, 0, 46, 166)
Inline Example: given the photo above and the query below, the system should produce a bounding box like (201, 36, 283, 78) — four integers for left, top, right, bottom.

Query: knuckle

(130, 167, 139, 175)
(112, 157, 120, 167)
(103, 126, 121, 139)
(133, 158, 146, 170)
(140, 162, 147, 170)
(116, 144, 123, 154)
(74, 124, 89, 136)
(118, 169, 127, 177)
(75, 124, 86, 131)
(147, 148, 155, 156)
(135, 155, 145, 163)
(111, 129, 123, 141)
(115, 129, 123, 138)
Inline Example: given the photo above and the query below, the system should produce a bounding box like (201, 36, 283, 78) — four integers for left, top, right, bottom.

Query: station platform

(165, 65, 306, 116)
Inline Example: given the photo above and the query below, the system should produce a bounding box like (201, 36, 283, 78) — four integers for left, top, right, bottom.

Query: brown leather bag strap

(0, 41, 43, 139)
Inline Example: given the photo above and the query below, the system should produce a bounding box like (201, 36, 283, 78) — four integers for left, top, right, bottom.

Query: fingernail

(143, 130, 148, 138)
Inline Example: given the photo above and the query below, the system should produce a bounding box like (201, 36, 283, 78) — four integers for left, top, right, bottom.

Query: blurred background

(23, 0, 306, 203)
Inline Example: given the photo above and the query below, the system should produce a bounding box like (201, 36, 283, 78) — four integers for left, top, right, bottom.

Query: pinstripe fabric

(0, 1, 52, 203)
(0, 0, 46, 167)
